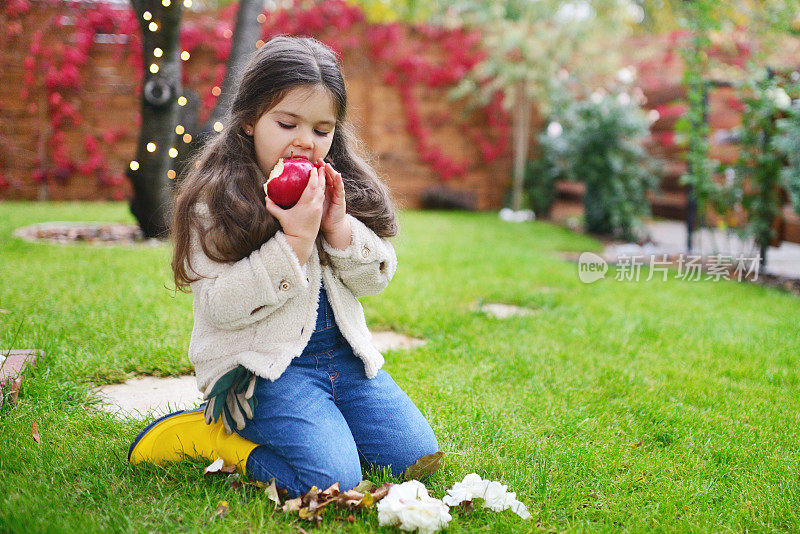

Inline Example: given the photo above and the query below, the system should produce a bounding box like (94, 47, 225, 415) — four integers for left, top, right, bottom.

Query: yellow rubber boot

(128, 406, 259, 474)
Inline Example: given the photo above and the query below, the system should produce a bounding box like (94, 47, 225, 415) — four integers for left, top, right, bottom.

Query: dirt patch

(13, 222, 164, 247)
(371, 331, 426, 351)
(475, 302, 538, 318)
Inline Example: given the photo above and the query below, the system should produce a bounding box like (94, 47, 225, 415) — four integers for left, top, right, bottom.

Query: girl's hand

(320, 161, 347, 234)
(265, 166, 324, 264)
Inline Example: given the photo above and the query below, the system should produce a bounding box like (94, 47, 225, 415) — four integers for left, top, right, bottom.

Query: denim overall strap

(302, 283, 346, 356)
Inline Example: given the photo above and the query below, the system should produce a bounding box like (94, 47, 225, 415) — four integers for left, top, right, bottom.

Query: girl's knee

(298, 455, 363, 493)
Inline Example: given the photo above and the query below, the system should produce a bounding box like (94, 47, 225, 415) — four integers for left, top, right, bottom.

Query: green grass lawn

(1, 201, 799, 533)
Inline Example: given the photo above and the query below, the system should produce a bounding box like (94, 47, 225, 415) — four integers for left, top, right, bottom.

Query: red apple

(263, 157, 319, 209)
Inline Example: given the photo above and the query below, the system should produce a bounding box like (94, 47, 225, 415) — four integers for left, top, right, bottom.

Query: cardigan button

(278, 279, 292, 291)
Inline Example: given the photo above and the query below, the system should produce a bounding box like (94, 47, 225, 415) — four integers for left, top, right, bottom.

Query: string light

(257, 14, 266, 23)
(213, 121, 223, 132)
(162, 0, 171, 6)
(175, 125, 185, 135)
(183, 133, 192, 143)
(169, 148, 178, 158)
(181, 51, 190, 61)
(143, 11, 152, 20)
(223, 29, 232, 39)
(147, 142, 156, 152)
(184, 0, 192, 7)
(211, 86, 221, 96)
(256, 40, 265, 48)
(168, 169, 176, 179)
(150, 64, 159, 73)
(149, 22, 158, 32)
(153, 48, 163, 57)
(130, 161, 139, 170)
(178, 96, 187, 106)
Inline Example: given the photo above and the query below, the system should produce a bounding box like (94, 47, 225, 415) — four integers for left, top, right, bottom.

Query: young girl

(128, 36, 439, 497)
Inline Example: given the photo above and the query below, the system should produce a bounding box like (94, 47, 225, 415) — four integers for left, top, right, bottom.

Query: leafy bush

(774, 92, 800, 217)
(537, 92, 659, 241)
(522, 155, 559, 219)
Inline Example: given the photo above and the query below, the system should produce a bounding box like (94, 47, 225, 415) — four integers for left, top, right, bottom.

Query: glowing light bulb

(162, 0, 171, 6)
(178, 96, 187, 106)
(130, 161, 139, 170)
(143, 11, 152, 20)
(154, 48, 163, 57)
(183, 133, 192, 143)
(257, 14, 266, 23)
(169, 148, 178, 158)
(181, 51, 190, 61)
(211, 86, 221, 96)
(175, 125, 185, 135)
(147, 142, 156, 152)
(184, 0, 192, 7)
(149, 22, 158, 32)
(213, 121, 223, 132)
(256, 40, 265, 48)
(168, 169, 176, 179)
(150, 63, 159, 73)
(223, 29, 232, 39)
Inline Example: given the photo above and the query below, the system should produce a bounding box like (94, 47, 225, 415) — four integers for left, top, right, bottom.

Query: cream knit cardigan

(187, 204, 397, 394)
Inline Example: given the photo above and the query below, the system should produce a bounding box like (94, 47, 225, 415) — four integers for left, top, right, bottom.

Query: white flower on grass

(443, 473, 531, 520)
(377, 480, 452, 534)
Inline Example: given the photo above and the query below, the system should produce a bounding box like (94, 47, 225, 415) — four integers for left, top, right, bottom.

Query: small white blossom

(616, 66, 636, 84)
(547, 121, 563, 137)
(767, 87, 791, 110)
(377, 481, 452, 534)
(557, 68, 570, 81)
(443, 473, 531, 520)
(590, 91, 604, 104)
(647, 109, 660, 123)
(617, 93, 631, 106)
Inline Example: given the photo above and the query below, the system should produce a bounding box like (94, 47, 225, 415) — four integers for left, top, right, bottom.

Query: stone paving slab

(0, 349, 42, 386)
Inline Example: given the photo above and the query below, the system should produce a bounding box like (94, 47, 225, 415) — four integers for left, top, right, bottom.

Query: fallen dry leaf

(371, 482, 394, 502)
(204, 458, 224, 475)
(8, 376, 23, 406)
(301, 485, 321, 507)
(282, 497, 302, 513)
(214, 500, 230, 520)
(31, 420, 41, 444)
(337, 489, 365, 510)
(354, 480, 375, 493)
(403, 451, 444, 480)
(298, 506, 322, 525)
(265, 478, 281, 506)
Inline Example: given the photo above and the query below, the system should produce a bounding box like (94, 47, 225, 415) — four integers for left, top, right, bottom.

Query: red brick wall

(0, 5, 520, 209)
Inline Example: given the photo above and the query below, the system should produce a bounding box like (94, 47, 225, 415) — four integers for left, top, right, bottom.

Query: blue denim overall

(235, 282, 438, 497)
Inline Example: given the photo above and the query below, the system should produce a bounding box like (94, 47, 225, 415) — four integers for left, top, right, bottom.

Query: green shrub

(538, 92, 659, 241)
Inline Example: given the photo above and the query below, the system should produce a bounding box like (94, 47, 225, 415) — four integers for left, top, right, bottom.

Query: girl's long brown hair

(170, 36, 398, 292)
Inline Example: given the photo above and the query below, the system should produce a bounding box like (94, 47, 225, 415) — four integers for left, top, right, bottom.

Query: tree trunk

(202, 0, 264, 139)
(127, 0, 184, 238)
(127, 0, 265, 237)
(511, 79, 531, 211)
